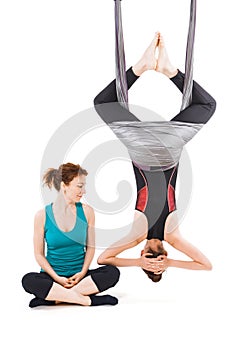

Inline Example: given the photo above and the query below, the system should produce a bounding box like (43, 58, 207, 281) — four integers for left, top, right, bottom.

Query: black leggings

(94, 68, 216, 124)
(22, 265, 120, 300)
(94, 68, 216, 240)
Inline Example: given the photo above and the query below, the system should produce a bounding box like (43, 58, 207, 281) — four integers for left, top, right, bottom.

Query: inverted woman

(22, 163, 120, 307)
(94, 32, 216, 282)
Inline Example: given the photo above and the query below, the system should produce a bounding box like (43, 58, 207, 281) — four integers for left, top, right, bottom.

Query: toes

(154, 32, 160, 42)
(159, 35, 165, 47)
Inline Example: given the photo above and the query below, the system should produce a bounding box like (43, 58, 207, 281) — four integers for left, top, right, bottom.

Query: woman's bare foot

(156, 34, 178, 78)
(132, 32, 160, 76)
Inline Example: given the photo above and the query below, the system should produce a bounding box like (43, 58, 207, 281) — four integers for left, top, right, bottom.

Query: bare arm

(98, 211, 154, 270)
(97, 232, 146, 267)
(79, 205, 95, 276)
(165, 229, 212, 271)
(33, 209, 62, 282)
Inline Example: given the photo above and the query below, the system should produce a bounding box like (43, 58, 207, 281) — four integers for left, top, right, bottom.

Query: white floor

(3, 256, 232, 350)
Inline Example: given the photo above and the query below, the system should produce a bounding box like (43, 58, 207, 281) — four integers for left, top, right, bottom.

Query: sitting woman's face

(63, 175, 87, 202)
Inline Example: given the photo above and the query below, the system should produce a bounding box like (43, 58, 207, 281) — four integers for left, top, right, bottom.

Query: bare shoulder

(82, 203, 94, 214)
(165, 229, 182, 246)
(81, 203, 95, 222)
(34, 208, 46, 225)
(164, 211, 181, 244)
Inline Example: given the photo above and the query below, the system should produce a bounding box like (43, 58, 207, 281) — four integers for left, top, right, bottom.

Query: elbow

(206, 262, 213, 271)
(34, 253, 44, 265)
(204, 261, 213, 271)
(97, 254, 106, 265)
(97, 251, 113, 265)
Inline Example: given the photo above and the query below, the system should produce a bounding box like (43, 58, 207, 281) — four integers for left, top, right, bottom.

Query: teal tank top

(41, 202, 88, 277)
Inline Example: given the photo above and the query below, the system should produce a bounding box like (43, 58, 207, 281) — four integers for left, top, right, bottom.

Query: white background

(0, 1, 232, 349)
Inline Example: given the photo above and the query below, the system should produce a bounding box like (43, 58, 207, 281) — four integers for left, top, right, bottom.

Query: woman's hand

(67, 272, 85, 287)
(139, 253, 159, 271)
(152, 255, 169, 274)
(55, 273, 85, 288)
(139, 253, 169, 274)
(55, 276, 74, 288)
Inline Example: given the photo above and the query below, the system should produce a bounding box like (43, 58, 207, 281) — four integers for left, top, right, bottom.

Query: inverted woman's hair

(43, 163, 88, 191)
(142, 247, 168, 283)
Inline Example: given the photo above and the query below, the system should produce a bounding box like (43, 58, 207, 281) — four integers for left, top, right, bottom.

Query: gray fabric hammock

(112, 0, 199, 170)
(109, 120, 202, 170)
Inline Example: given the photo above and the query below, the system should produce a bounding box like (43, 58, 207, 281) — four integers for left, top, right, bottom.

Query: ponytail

(43, 163, 88, 191)
(43, 168, 61, 191)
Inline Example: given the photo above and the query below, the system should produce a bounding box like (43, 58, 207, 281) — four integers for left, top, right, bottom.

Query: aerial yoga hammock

(94, 0, 216, 241)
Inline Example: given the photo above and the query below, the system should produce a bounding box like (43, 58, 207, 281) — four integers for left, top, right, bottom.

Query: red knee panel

(167, 184, 176, 212)
(136, 186, 148, 212)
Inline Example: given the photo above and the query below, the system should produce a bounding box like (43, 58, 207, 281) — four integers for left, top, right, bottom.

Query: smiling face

(63, 175, 87, 203)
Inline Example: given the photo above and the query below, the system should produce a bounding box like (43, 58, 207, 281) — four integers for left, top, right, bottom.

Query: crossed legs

(22, 266, 120, 307)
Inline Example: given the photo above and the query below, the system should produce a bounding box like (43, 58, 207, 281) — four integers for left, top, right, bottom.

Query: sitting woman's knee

(21, 272, 36, 294)
(105, 265, 120, 287)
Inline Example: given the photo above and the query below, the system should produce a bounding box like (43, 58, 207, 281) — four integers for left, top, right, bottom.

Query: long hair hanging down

(114, 0, 129, 109)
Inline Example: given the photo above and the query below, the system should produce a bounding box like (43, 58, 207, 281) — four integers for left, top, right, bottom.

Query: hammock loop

(114, 0, 197, 111)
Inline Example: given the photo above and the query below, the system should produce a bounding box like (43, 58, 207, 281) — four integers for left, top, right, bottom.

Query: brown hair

(43, 163, 88, 191)
(142, 247, 168, 283)
(143, 269, 163, 283)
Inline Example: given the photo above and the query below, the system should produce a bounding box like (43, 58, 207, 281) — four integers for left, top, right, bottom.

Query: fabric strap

(181, 0, 197, 110)
(114, 0, 128, 109)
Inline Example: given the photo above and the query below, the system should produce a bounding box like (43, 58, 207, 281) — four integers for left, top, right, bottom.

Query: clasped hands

(56, 272, 84, 288)
(140, 253, 169, 274)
